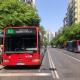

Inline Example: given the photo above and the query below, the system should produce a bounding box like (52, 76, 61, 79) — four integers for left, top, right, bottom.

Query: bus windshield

(4, 34, 37, 53)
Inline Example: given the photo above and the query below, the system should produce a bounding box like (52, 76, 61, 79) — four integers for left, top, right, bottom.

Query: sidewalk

(0, 65, 4, 70)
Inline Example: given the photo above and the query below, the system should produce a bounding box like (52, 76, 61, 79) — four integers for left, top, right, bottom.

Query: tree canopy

(51, 23, 80, 48)
(0, 0, 40, 29)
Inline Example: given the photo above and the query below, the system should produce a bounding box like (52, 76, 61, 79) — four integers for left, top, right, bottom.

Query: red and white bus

(2, 26, 45, 67)
(66, 40, 80, 53)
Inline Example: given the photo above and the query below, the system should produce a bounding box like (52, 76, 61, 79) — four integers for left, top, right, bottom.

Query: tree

(51, 23, 80, 48)
(0, 0, 40, 29)
(40, 26, 46, 35)
(40, 26, 47, 45)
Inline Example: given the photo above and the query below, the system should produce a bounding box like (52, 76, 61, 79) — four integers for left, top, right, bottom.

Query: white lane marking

(62, 52, 80, 63)
(47, 50, 56, 79)
(47, 50, 59, 79)
(48, 51, 59, 79)
(50, 57, 59, 79)
(0, 73, 51, 77)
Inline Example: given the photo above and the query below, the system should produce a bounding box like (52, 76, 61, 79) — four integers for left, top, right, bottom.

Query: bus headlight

(3, 60, 9, 62)
(25, 55, 32, 58)
(32, 59, 40, 62)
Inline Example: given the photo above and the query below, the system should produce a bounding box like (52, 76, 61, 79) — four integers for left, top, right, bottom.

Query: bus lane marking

(47, 50, 59, 79)
(0, 73, 51, 77)
(57, 49, 80, 63)
(47, 50, 56, 79)
(62, 52, 80, 63)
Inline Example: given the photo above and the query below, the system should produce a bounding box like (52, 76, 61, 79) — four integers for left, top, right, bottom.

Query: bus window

(5, 34, 37, 52)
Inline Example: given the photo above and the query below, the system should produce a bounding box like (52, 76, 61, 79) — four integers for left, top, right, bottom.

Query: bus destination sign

(15, 29, 35, 34)
(6, 28, 36, 34)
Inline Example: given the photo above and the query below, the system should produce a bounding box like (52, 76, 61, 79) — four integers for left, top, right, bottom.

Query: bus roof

(4, 26, 39, 29)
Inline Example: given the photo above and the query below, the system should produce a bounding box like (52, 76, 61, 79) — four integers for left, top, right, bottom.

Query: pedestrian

(0, 45, 3, 64)
(0, 45, 3, 55)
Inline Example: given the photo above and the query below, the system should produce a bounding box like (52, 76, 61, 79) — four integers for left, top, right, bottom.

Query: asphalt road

(0, 48, 80, 80)
(48, 48, 80, 80)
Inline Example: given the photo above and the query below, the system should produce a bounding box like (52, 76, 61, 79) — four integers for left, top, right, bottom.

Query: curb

(0, 65, 4, 70)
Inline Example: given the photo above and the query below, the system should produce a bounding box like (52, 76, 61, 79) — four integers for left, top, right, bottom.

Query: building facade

(63, 15, 68, 26)
(45, 31, 55, 43)
(64, 0, 80, 25)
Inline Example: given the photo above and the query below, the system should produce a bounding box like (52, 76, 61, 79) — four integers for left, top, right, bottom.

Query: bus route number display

(6, 28, 36, 34)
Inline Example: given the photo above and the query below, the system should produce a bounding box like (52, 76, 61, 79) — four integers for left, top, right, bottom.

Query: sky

(36, 0, 68, 32)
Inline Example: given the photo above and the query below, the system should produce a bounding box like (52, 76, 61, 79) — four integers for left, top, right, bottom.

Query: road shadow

(39, 65, 57, 71)
(40, 67, 56, 71)
(4, 65, 57, 71)
(4, 65, 40, 70)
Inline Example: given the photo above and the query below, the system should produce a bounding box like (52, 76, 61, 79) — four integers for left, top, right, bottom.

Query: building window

(75, 18, 77, 20)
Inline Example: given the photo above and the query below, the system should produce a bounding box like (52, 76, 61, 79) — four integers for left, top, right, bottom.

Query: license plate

(17, 63, 25, 65)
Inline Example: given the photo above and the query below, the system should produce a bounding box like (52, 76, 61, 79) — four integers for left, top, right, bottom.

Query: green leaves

(0, 0, 40, 29)
(51, 23, 80, 48)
